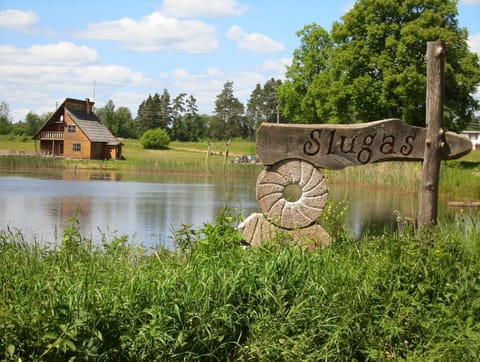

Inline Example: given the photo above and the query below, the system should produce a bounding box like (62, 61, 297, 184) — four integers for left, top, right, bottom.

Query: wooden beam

(418, 41, 446, 227)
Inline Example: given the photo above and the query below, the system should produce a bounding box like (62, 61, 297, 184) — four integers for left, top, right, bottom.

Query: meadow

(0, 135, 263, 176)
(1, 134, 480, 360)
(1, 209, 479, 360)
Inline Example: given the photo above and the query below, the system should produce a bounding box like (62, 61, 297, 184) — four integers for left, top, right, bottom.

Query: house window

(73, 143, 81, 152)
(68, 124, 76, 133)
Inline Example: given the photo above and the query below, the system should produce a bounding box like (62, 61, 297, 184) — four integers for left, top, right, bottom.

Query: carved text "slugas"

(303, 129, 416, 164)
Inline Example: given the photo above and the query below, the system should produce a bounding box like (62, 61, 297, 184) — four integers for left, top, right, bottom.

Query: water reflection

(0, 171, 258, 249)
(0, 170, 468, 248)
(330, 185, 418, 239)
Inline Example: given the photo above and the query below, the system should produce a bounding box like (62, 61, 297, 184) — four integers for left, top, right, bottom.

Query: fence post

(418, 41, 446, 228)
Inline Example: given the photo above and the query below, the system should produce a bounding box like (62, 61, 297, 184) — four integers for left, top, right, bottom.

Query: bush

(140, 128, 170, 149)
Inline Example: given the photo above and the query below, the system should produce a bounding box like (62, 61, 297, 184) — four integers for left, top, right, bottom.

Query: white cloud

(0, 42, 98, 66)
(100, 91, 147, 116)
(0, 43, 149, 122)
(78, 12, 218, 53)
(226, 25, 284, 54)
(468, 33, 480, 55)
(161, 0, 248, 17)
(0, 9, 39, 33)
(168, 64, 286, 114)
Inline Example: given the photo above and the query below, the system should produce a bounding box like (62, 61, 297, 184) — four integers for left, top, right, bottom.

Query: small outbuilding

(460, 130, 480, 150)
(34, 98, 122, 159)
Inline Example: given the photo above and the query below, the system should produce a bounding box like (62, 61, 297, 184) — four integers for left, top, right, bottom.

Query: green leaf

(64, 339, 77, 352)
(43, 332, 58, 341)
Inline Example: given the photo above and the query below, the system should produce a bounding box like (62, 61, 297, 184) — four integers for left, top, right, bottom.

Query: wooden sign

(256, 118, 472, 170)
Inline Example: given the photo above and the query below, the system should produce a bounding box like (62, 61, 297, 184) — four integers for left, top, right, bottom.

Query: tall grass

(1, 136, 479, 198)
(326, 161, 421, 191)
(440, 157, 480, 200)
(1, 210, 479, 360)
(0, 155, 64, 170)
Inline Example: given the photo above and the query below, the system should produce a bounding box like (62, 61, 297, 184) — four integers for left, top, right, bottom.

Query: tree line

(0, 78, 283, 142)
(98, 78, 285, 141)
(1, 0, 479, 140)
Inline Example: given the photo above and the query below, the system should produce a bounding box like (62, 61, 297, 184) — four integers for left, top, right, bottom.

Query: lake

(0, 169, 426, 248)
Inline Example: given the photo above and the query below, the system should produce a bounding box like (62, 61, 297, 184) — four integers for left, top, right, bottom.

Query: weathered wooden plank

(256, 118, 472, 169)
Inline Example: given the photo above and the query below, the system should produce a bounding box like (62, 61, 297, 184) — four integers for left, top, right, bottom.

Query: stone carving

(238, 213, 330, 249)
(241, 158, 331, 248)
(256, 159, 328, 229)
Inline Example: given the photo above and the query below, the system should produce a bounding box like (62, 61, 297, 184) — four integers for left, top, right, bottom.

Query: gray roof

(66, 108, 120, 145)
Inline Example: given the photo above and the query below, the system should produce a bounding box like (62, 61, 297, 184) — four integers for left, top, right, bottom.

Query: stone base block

(238, 213, 330, 249)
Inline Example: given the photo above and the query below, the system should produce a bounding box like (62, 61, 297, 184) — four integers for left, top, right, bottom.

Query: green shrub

(140, 128, 170, 149)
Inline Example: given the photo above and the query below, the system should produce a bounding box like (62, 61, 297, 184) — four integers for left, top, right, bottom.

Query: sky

(1, 0, 480, 123)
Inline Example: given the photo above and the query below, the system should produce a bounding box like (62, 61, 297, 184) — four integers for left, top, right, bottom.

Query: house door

(59, 142, 64, 155)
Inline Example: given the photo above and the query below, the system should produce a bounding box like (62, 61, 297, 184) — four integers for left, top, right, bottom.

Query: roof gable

(34, 97, 120, 145)
(66, 108, 119, 145)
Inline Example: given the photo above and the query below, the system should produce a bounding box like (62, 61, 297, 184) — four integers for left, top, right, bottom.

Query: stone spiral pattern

(256, 159, 328, 229)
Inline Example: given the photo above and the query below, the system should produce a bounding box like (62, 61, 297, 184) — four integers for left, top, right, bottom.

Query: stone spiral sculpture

(239, 159, 330, 248)
(256, 159, 328, 230)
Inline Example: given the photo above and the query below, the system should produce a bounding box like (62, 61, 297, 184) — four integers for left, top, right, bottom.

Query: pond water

(0, 169, 451, 249)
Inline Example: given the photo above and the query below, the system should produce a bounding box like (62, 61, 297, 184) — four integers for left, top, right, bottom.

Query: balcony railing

(40, 131, 64, 140)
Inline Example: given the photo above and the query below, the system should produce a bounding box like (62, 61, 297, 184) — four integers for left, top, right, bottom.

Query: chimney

(85, 98, 91, 114)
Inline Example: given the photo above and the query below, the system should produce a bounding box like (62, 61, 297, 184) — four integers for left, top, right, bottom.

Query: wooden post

(223, 140, 231, 167)
(418, 41, 446, 228)
(205, 142, 211, 166)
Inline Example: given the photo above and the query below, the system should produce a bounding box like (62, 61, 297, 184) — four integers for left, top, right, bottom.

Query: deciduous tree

(278, 0, 480, 130)
(97, 100, 136, 138)
(0, 101, 12, 134)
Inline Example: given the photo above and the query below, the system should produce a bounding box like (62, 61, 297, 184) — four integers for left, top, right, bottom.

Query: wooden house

(34, 98, 122, 160)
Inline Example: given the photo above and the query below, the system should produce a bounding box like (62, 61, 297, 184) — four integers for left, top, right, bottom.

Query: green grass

(325, 161, 422, 191)
(0, 134, 36, 153)
(1, 210, 479, 360)
(0, 136, 263, 176)
(1, 135, 479, 199)
(440, 150, 480, 200)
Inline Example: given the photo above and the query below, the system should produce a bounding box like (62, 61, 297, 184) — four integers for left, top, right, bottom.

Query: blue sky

(1, 0, 479, 123)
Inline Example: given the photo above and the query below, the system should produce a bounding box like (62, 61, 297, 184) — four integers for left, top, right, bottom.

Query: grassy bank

(1, 135, 479, 199)
(0, 136, 263, 176)
(1, 211, 479, 360)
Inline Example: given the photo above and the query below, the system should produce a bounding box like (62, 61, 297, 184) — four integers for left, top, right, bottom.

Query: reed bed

(0, 155, 65, 170)
(1, 210, 479, 360)
(1, 139, 478, 199)
(326, 161, 421, 192)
